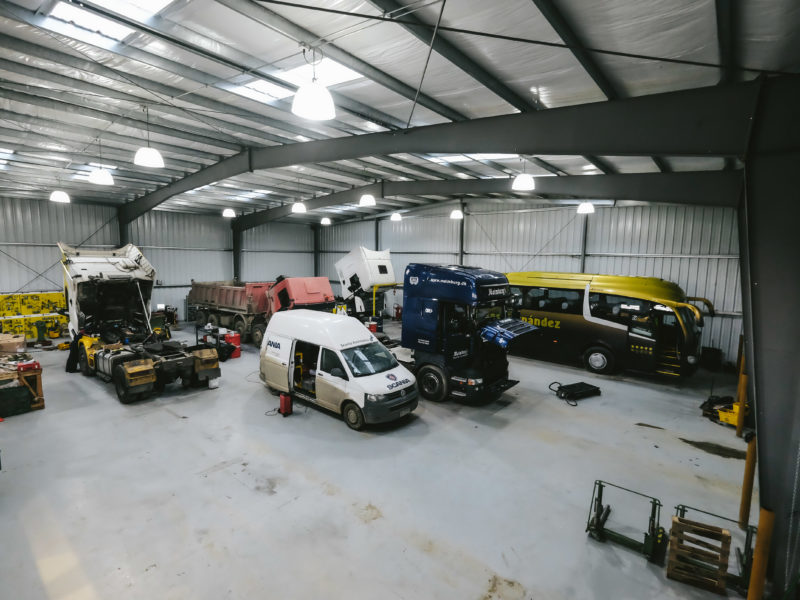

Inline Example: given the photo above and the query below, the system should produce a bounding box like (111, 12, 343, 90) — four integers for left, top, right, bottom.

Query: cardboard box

(0, 333, 26, 353)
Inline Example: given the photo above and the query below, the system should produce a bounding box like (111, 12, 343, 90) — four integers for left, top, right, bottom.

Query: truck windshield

(472, 303, 505, 326)
(341, 342, 399, 377)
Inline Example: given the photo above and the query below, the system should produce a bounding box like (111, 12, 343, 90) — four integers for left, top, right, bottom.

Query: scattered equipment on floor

(674, 504, 756, 595)
(279, 392, 292, 417)
(586, 480, 669, 565)
(700, 380, 747, 427)
(549, 381, 600, 405)
(667, 514, 731, 595)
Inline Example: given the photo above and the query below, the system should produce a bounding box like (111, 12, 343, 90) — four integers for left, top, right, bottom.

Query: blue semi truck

(396, 263, 537, 402)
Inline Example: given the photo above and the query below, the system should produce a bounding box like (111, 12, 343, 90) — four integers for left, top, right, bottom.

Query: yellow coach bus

(505, 272, 714, 376)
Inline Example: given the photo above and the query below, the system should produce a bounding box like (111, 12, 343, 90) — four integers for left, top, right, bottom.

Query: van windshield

(341, 342, 398, 377)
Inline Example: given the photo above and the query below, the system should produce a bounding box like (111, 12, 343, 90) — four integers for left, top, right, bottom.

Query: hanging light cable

(134, 105, 165, 168)
(291, 46, 335, 121)
(292, 177, 307, 213)
(88, 138, 114, 186)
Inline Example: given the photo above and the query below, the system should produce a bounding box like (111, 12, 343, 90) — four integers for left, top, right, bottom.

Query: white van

(259, 310, 418, 430)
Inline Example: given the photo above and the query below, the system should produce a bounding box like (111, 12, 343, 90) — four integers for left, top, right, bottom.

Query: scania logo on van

(386, 374, 397, 381)
(267, 339, 281, 349)
(387, 378, 411, 390)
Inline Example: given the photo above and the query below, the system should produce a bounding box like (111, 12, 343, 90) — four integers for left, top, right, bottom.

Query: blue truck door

(401, 297, 439, 352)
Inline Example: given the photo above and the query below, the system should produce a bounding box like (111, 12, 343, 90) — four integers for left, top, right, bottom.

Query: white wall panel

(0, 198, 118, 293)
(320, 252, 347, 284)
(241, 251, 314, 281)
(467, 252, 580, 274)
(243, 222, 313, 251)
(128, 211, 231, 249)
(466, 207, 584, 256)
(380, 214, 459, 253)
(319, 221, 373, 252)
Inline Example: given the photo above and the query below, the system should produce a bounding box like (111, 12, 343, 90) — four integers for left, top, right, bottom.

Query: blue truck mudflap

(480, 318, 538, 350)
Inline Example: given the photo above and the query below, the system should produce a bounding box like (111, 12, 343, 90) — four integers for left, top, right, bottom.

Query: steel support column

(738, 75, 800, 594)
(312, 225, 321, 277)
(232, 227, 242, 283)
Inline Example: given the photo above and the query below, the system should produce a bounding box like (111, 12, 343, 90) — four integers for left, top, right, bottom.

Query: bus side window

(591, 294, 651, 325)
(525, 288, 545, 310)
(547, 288, 582, 314)
(509, 287, 523, 308)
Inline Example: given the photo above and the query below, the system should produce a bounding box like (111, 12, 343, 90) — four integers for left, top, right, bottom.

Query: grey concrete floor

(1, 324, 755, 600)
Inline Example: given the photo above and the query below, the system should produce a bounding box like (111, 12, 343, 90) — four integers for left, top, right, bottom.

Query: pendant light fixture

(576, 202, 595, 214)
(449, 208, 464, 220)
(291, 201, 307, 213)
(134, 105, 164, 168)
(390, 212, 402, 222)
(49, 190, 70, 203)
(511, 158, 535, 191)
(359, 193, 376, 207)
(88, 138, 115, 186)
(320, 217, 332, 225)
(291, 46, 335, 121)
(222, 208, 236, 218)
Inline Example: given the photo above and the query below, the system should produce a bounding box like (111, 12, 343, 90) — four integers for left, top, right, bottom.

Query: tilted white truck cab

(259, 310, 418, 430)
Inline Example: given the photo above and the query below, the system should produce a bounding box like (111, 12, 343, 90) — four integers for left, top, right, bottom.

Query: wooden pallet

(667, 516, 731, 595)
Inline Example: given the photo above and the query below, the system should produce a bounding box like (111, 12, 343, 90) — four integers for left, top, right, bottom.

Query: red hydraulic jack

(279, 393, 293, 417)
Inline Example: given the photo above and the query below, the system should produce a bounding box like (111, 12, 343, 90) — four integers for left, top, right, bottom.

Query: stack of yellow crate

(0, 292, 68, 339)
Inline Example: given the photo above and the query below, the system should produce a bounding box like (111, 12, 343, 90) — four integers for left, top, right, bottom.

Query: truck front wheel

(113, 365, 135, 404)
(195, 310, 207, 327)
(418, 364, 449, 402)
(251, 324, 266, 347)
(342, 401, 365, 431)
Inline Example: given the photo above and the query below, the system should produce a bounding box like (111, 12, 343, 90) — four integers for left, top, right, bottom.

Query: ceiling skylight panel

(50, 2, 135, 41)
(275, 58, 362, 88)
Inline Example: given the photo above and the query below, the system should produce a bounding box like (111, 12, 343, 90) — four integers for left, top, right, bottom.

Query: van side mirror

(330, 367, 347, 380)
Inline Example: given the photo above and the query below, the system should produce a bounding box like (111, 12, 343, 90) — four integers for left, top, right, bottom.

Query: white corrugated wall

(242, 222, 314, 281)
(319, 201, 743, 362)
(125, 211, 233, 319)
(0, 197, 118, 293)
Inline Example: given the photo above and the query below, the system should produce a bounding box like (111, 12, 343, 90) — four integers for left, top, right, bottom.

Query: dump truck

(59, 243, 220, 403)
(187, 276, 336, 346)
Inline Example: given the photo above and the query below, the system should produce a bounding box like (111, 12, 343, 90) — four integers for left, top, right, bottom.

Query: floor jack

(586, 480, 669, 566)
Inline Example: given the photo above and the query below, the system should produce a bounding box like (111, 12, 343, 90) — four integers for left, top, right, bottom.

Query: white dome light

(577, 202, 595, 214)
(390, 212, 402, 221)
(291, 201, 307, 213)
(511, 173, 536, 191)
(49, 190, 70, 203)
(450, 208, 464, 220)
(291, 81, 335, 121)
(134, 146, 165, 168)
(88, 167, 114, 186)
(320, 217, 332, 225)
(222, 208, 236, 218)
(358, 193, 376, 207)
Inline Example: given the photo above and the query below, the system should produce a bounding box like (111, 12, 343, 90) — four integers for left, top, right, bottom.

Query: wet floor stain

(679, 438, 746, 459)
(481, 574, 526, 600)
(635, 422, 664, 430)
(354, 502, 383, 523)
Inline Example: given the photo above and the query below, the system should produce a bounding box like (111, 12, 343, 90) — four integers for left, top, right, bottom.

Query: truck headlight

(467, 378, 483, 386)
(687, 355, 698, 365)
(365, 393, 386, 402)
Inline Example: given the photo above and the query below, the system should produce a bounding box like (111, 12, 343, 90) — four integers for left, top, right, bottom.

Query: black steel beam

(233, 171, 742, 231)
(120, 79, 764, 223)
(715, 0, 738, 84)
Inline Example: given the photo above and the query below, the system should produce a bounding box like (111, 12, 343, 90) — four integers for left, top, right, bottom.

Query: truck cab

(400, 264, 537, 402)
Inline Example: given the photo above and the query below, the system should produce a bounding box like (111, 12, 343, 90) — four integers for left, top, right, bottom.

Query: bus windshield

(674, 305, 700, 346)
(340, 342, 398, 377)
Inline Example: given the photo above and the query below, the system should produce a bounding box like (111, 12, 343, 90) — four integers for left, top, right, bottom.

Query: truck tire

(584, 346, 615, 374)
(207, 313, 219, 327)
(195, 310, 207, 327)
(418, 364, 449, 402)
(113, 365, 135, 404)
(342, 401, 365, 431)
(251, 324, 266, 347)
(79, 345, 93, 376)
(234, 318, 248, 341)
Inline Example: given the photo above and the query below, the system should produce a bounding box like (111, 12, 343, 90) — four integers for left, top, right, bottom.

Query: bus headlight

(687, 355, 698, 365)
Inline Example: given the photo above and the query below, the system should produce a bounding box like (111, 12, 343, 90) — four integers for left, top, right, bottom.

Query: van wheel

(79, 345, 92, 376)
(113, 365, 134, 404)
(418, 364, 449, 402)
(584, 346, 615, 374)
(342, 402, 365, 431)
(251, 324, 266, 347)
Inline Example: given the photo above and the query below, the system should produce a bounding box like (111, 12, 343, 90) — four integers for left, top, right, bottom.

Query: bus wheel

(584, 346, 615, 374)
(418, 365, 449, 402)
(342, 402, 365, 431)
